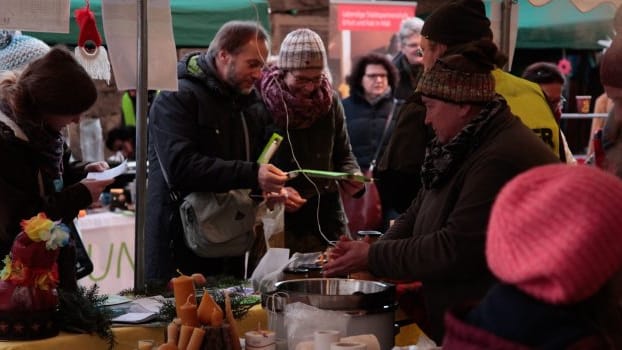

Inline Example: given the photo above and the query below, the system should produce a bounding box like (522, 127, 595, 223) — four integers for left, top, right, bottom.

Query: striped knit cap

(416, 53, 495, 104)
(487, 164, 622, 304)
(0, 30, 50, 71)
(278, 28, 326, 71)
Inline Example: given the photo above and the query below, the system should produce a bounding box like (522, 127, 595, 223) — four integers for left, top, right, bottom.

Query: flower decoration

(1, 213, 69, 289)
(558, 58, 572, 76)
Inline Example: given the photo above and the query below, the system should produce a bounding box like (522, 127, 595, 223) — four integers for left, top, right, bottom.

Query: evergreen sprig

(57, 285, 116, 350)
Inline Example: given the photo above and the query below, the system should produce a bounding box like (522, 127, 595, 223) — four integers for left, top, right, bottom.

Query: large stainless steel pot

(263, 278, 397, 350)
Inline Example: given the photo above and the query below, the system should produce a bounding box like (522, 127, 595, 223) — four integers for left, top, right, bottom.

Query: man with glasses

(522, 61, 575, 163)
(256, 28, 363, 254)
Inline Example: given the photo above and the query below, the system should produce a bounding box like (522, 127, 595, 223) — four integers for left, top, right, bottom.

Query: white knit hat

(278, 28, 326, 71)
(0, 30, 50, 71)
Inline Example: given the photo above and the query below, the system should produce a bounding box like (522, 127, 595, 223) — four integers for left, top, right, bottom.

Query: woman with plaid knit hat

(256, 28, 363, 253)
(443, 164, 622, 349)
(323, 40, 559, 342)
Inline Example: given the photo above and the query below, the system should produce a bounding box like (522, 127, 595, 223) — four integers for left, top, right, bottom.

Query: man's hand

(258, 164, 288, 193)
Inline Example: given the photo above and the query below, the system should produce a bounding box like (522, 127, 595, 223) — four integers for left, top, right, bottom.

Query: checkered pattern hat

(278, 28, 326, 71)
(0, 30, 50, 71)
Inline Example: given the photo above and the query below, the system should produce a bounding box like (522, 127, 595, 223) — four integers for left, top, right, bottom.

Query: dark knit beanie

(421, 0, 492, 46)
(416, 42, 495, 104)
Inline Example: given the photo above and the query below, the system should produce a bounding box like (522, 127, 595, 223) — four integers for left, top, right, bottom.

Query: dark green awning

(25, 0, 270, 48)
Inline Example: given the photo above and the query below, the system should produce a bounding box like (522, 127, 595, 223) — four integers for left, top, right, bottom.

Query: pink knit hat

(487, 164, 622, 304)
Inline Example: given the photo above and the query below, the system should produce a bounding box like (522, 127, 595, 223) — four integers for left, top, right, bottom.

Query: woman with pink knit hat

(443, 164, 622, 349)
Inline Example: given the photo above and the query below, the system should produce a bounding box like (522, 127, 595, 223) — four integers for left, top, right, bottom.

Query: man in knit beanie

(0, 30, 50, 71)
(376, 0, 561, 219)
(323, 42, 559, 343)
(443, 164, 622, 348)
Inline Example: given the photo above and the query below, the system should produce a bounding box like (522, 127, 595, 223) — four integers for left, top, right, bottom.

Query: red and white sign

(337, 3, 416, 32)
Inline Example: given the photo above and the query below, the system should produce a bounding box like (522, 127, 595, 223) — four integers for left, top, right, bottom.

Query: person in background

(0, 47, 113, 291)
(0, 30, 50, 72)
(120, 89, 157, 127)
(105, 125, 136, 160)
(443, 164, 622, 349)
(343, 53, 398, 171)
(342, 53, 399, 229)
(522, 61, 576, 163)
(392, 17, 425, 100)
(146, 21, 288, 283)
(323, 41, 559, 342)
(257, 28, 363, 254)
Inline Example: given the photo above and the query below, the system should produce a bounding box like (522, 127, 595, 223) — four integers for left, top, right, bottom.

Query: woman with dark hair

(0, 47, 113, 290)
(342, 53, 400, 228)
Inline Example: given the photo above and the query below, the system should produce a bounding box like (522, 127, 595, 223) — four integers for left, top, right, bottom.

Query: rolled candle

(245, 330, 276, 349)
(186, 327, 206, 350)
(167, 322, 179, 344)
(330, 342, 366, 350)
(138, 339, 155, 350)
(157, 343, 178, 350)
(210, 304, 224, 327)
(177, 325, 194, 350)
(172, 274, 195, 317)
(179, 294, 199, 327)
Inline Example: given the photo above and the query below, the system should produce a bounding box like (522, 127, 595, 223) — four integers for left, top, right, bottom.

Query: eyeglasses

(288, 72, 324, 86)
(364, 73, 388, 80)
(548, 95, 567, 110)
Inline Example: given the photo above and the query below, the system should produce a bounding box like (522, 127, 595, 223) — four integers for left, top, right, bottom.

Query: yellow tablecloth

(0, 304, 421, 349)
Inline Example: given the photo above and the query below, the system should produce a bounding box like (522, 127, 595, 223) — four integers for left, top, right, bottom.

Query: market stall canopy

(489, 0, 618, 49)
(25, 0, 270, 47)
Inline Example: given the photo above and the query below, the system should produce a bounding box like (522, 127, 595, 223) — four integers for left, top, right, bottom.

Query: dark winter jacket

(443, 284, 609, 349)
(375, 93, 432, 213)
(0, 109, 92, 290)
(368, 98, 560, 342)
(146, 52, 269, 282)
(342, 91, 395, 169)
(266, 91, 360, 253)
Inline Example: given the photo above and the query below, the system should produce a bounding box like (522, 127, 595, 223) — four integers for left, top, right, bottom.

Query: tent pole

(134, 0, 148, 293)
(500, 0, 514, 71)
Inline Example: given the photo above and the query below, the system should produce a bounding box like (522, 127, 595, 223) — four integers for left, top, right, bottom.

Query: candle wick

(186, 293, 194, 305)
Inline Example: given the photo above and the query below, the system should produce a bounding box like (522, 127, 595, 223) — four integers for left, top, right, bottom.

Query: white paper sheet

(101, 0, 178, 91)
(86, 160, 128, 180)
(0, 0, 70, 33)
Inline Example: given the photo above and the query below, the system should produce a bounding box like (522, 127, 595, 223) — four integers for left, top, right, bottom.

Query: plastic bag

(79, 117, 105, 162)
(284, 302, 348, 350)
(250, 248, 290, 292)
(258, 202, 285, 248)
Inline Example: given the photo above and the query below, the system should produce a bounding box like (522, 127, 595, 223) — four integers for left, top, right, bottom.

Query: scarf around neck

(258, 66, 333, 129)
(421, 98, 504, 189)
(16, 114, 64, 180)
